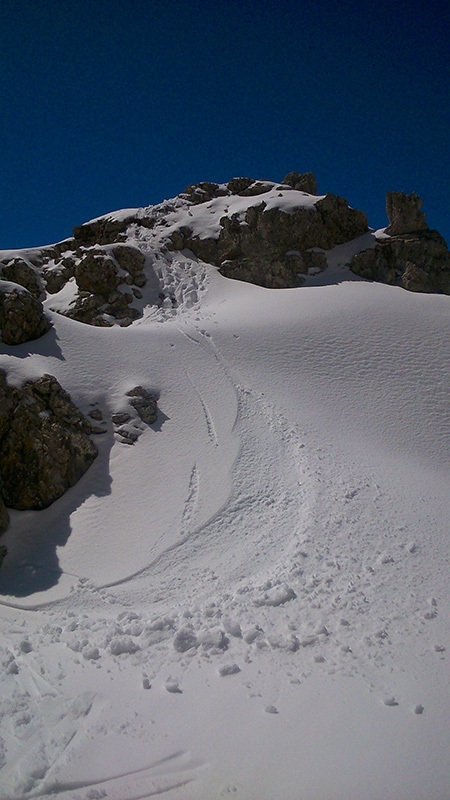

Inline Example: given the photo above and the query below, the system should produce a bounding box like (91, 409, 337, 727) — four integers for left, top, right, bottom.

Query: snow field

(0, 230, 449, 798)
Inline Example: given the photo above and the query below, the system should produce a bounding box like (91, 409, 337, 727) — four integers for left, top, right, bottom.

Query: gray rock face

(112, 244, 146, 278)
(42, 255, 77, 294)
(73, 216, 133, 246)
(350, 227, 450, 294)
(75, 251, 121, 295)
(62, 244, 146, 327)
(385, 191, 428, 236)
(0, 371, 97, 514)
(0, 282, 51, 345)
(282, 172, 318, 194)
(180, 177, 285, 205)
(170, 194, 368, 288)
(0, 258, 44, 298)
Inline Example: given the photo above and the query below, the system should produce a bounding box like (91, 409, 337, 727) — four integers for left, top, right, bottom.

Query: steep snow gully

(0, 233, 449, 798)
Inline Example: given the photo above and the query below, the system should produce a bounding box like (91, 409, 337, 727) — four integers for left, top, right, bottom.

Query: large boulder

(181, 181, 228, 205)
(42, 255, 77, 294)
(385, 191, 428, 236)
(0, 281, 51, 345)
(112, 244, 146, 278)
(0, 258, 44, 298)
(0, 371, 98, 513)
(75, 251, 121, 295)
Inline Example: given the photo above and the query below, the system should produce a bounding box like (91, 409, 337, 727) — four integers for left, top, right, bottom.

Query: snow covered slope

(0, 190, 449, 799)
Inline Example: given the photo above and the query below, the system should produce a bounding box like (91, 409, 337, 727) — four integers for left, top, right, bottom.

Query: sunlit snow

(0, 194, 448, 800)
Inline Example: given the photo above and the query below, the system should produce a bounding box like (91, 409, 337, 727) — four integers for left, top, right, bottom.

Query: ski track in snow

(0, 240, 449, 798)
(183, 369, 219, 447)
(180, 464, 200, 537)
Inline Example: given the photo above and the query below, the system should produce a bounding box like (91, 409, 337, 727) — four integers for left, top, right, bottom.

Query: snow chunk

(83, 646, 101, 661)
(384, 696, 399, 707)
(198, 627, 229, 652)
(222, 618, 242, 638)
(173, 628, 199, 652)
(165, 677, 182, 694)
(218, 664, 241, 677)
(109, 637, 140, 655)
(254, 583, 297, 607)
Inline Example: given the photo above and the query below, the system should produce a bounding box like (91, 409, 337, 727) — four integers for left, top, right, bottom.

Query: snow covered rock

(73, 213, 136, 245)
(0, 371, 97, 514)
(170, 187, 368, 288)
(0, 257, 44, 298)
(49, 244, 146, 327)
(125, 386, 158, 425)
(0, 280, 51, 345)
(173, 628, 199, 652)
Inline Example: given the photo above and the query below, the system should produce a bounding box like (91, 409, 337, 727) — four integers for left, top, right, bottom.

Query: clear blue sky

(2, 0, 449, 249)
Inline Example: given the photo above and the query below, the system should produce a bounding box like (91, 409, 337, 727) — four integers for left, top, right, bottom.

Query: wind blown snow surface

(0, 203, 449, 799)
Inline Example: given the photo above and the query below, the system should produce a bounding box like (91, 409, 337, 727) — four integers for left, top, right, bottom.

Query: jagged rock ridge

(1, 173, 449, 347)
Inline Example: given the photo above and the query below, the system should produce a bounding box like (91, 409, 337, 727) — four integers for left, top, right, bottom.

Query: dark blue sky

(2, 0, 449, 249)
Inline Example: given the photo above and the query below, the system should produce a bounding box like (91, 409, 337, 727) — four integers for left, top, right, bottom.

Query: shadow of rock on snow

(0, 432, 113, 598)
(151, 407, 170, 433)
(0, 323, 65, 361)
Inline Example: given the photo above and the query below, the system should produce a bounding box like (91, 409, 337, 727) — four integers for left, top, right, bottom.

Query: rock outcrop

(0, 258, 44, 298)
(0, 281, 51, 345)
(63, 244, 147, 327)
(282, 171, 318, 194)
(73, 215, 134, 246)
(350, 192, 450, 294)
(0, 371, 98, 518)
(180, 173, 319, 204)
(73, 211, 155, 246)
(169, 190, 368, 288)
(126, 386, 158, 424)
(2, 177, 448, 331)
(385, 191, 428, 236)
(111, 386, 159, 445)
(180, 177, 277, 205)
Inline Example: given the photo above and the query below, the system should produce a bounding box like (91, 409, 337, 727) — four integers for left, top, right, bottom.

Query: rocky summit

(1, 173, 449, 344)
(0, 172, 448, 532)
